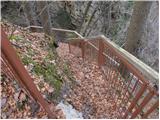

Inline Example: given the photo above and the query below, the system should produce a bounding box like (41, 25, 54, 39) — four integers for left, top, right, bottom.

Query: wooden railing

(1, 29, 56, 118)
(25, 25, 83, 42)
(2, 26, 158, 118)
(68, 35, 159, 119)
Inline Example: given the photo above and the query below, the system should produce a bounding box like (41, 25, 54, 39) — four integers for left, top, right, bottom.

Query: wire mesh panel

(71, 36, 159, 119)
(102, 39, 159, 119)
(83, 40, 99, 63)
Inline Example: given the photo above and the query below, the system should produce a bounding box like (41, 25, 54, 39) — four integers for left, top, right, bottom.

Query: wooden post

(68, 42, 71, 53)
(98, 39, 105, 67)
(81, 40, 85, 60)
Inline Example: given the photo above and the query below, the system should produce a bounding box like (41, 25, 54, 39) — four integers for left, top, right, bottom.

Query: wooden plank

(142, 100, 159, 118)
(25, 25, 75, 33)
(131, 90, 154, 118)
(80, 40, 86, 60)
(98, 40, 105, 67)
(123, 83, 146, 118)
(25, 26, 83, 38)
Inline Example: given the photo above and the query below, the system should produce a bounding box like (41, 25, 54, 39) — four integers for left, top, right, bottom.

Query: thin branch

(8, 25, 17, 40)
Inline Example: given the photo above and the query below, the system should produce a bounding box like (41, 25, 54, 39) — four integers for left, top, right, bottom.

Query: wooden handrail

(25, 25, 83, 38)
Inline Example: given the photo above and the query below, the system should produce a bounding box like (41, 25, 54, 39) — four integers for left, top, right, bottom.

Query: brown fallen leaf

(19, 92, 26, 102)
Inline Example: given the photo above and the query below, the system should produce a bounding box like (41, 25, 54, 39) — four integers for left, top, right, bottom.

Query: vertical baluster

(91, 45, 94, 61)
(123, 83, 146, 118)
(110, 52, 117, 88)
(98, 39, 104, 67)
(122, 74, 133, 104)
(117, 64, 125, 94)
(112, 59, 122, 88)
(131, 79, 139, 94)
(110, 56, 118, 88)
(104, 47, 110, 78)
(106, 49, 112, 80)
(122, 69, 134, 111)
(107, 50, 113, 86)
(89, 43, 92, 61)
(86, 41, 89, 60)
(68, 42, 71, 53)
(1, 58, 15, 80)
(116, 65, 126, 108)
(131, 90, 154, 118)
(142, 100, 159, 118)
(1, 63, 13, 81)
(119, 74, 134, 119)
(81, 40, 85, 60)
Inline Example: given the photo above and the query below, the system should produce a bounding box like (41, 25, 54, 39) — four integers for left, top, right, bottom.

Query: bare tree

(82, 6, 98, 36)
(77, 1, 92, 33)
(86, 14, 101, 37)
(23, 1, 37, 26)
(124, 1, 152, 53)
(37, 1, 52, 37)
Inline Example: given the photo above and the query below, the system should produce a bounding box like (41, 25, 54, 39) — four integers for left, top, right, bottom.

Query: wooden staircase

(1, 25, 159, 119)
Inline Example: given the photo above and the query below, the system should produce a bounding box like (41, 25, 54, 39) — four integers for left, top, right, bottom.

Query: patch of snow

(56, 101, 83, 119)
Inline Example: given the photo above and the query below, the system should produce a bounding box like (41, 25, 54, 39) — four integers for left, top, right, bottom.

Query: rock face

(136, 2, 159, 72)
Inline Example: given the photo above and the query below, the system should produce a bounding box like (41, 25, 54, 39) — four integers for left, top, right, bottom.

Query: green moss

(21, 40, 73, 100)
(22, 55, 34, 65)
(45, 50, 55, 60)
(31, 51, 63, 99)
(9, 35, 23, 41)
(27, 49, 35, 56)
(50, 79, 62, 98)
(33, 63, 44, 75)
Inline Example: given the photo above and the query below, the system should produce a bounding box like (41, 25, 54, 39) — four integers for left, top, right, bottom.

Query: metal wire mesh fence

(68, 36, 159, 119)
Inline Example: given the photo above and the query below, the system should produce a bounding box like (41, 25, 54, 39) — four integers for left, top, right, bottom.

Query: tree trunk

(86, 16, 100, 37)
(124, 1, 152, 54)
(78, 1, 92, 33)
(23, 2, 37, 27)
(37, 1, 52, 37)
(82, 8, 97, 36)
